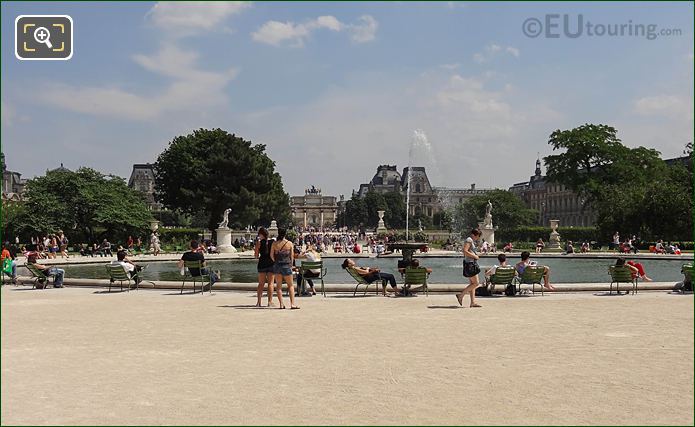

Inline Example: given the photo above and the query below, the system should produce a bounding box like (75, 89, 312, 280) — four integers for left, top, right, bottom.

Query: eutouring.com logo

(522, 14, 682, 40)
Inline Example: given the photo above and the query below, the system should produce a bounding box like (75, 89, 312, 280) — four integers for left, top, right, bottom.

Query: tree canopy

(453, 190, 537, 232)
(544, 124, 692, 240)
(339, 190, 407, 229)
(153, 128, 291, 230)
(6, 168, 152, 243)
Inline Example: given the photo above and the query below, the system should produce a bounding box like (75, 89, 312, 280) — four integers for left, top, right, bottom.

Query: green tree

(153, 129, 291, 230)
(545, 124, 666, 203)
(383, 191, 406, 229)
(453, 190, 537, 232)
(544, 124, 691, 240)
(17, 168, 152, 242)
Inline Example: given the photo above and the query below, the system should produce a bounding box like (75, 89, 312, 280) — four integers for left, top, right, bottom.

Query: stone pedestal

(478, 222, 495, 246)
(376, 210, 387, 234)
(268, 220, 278, 239)
(548, 219, 561, 249)
(216, 228, 237, 253)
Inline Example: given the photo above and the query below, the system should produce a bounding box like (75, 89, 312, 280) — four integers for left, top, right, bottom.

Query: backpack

(504, 284, 517, 296)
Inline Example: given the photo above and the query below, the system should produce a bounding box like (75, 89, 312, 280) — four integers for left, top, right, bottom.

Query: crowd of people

(2, 225, 684, 302)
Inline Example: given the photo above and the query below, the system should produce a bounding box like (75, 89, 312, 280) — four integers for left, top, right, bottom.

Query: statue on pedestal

(483, 200, 493, 228)
(218, 208, 231, 229)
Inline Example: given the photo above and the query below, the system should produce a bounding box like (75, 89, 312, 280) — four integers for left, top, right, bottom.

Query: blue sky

(2, 1, 693, 197)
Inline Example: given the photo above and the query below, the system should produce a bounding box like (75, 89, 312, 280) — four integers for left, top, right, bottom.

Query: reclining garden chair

(346, 267, 380, 296)
(24, 263, 55, 289)
(608, 265, 637, 295)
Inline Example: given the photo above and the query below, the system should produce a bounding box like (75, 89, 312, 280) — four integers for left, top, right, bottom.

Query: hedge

(157, 228, 206, 245)
(495, 227, 598, 244)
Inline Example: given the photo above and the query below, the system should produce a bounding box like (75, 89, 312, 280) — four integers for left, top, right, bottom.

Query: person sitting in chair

(485, 253, 514, 279)
(295, 244, 321, 296)
(111, 249, 143, 285)
(341, 258, 399, 296)
(178, 240, 220, 290)
(515, 251, 555, 291)
(27, 252, 65, 288)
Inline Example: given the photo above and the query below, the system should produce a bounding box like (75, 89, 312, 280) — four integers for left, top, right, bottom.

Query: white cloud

(236, 69, 562, 195)
(634, 95, 691, 117)
(147, 1, 250, 34)
(39, 44, 239, 121)
(473, 43, 520, 63)
(348, 15, 378, 43)
(252, 15, 378, 47)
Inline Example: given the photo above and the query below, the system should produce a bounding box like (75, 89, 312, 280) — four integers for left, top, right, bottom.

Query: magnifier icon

(33, 26, 53, 49)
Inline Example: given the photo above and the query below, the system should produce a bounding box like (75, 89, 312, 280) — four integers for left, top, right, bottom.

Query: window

(416, 183, 421, 193)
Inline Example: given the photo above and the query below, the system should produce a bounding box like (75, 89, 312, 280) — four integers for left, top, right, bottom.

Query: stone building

(290, 186, 338, 230)
(509, 158, 596, 227)
(355, 164, 494, 219)
(356, 164, 403, 197)
(1, 153, 26, 201)
(128, 163, 161, 210)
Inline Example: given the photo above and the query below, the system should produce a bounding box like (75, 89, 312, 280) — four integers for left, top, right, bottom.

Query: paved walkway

(2, 286, 692, 425)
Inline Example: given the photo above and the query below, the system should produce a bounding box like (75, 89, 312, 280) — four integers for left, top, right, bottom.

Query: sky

(1, 1, 693, 197)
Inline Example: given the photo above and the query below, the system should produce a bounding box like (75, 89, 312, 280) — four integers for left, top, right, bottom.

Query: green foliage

(153, 128, 291, 231)
(544, 125, 692, 240)
(453, 190, 537, 232)
(432, 210, 452, 230)
(157, 228, 203, 245)
(495, 226, 598, 243)
(340, 190, 406, 229)
(16, 168, 152, 243)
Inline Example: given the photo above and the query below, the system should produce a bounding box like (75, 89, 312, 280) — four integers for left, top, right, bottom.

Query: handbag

(462, 260, 480, 278)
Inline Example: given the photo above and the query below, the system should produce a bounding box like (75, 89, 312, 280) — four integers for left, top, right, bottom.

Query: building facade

(128, 163, 161, 210)
(509, 158, 597, 227)
(1, 153, 26, 201)
(355, 164, 495, 218)
(290, 186, 338, 230)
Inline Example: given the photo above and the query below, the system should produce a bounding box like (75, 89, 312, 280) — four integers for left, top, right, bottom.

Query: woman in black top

(254, 227, 275, 307)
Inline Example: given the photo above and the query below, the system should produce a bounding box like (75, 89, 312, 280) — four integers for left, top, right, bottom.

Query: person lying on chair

(342, 258, 399, 296)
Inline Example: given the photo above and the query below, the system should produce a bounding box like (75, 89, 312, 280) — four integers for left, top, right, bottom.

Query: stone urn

(376, 210, 387, 234)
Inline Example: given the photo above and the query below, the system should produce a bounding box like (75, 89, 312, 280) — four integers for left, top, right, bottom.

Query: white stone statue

(218, 208, 232, 229)
(484, 200, 493, 227)
(418, 219, 423, 232)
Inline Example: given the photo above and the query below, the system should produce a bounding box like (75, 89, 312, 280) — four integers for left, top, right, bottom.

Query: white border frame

(15, 14, 73, 61)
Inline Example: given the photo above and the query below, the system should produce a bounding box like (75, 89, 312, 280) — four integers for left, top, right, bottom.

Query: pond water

(48, 257, 688, 284)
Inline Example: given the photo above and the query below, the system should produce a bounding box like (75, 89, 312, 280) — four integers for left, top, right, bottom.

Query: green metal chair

(346, 267, 380, 296)
(515, 266, 547, 295)
(679, 264, 693, 293)
(299, 261, 327, 297)
(486, 266, 517, 295)
(24, 263, 54, 289)
(608, 265, 637, 295)
(1, 258, 14, 285)
(403, 267, 430, 296)
(181, 260, 211, 294)
(106, 263, 139, 292)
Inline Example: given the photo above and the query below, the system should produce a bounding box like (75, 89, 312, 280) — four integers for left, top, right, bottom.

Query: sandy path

(1, 287, 692, 425)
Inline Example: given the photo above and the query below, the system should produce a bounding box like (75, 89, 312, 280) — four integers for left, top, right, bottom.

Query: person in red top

(616, 258, 652, 282)
(1, 242, 17, 284)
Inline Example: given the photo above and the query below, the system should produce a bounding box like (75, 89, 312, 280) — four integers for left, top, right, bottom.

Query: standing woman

(456, 228, 483, 308)
(254, 227, 275, 307)
(270, 228, 299, 309)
